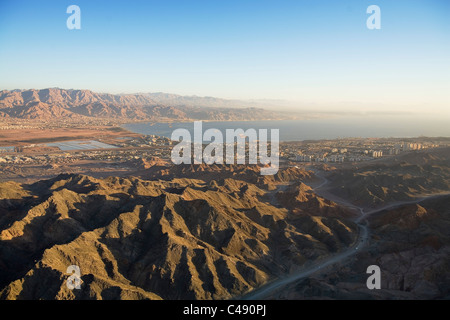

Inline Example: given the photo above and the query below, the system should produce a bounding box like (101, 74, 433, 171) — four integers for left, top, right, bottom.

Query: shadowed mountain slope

(0, 173, 357, 300)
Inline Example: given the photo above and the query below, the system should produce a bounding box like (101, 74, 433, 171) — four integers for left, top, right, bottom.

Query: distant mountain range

(0, 88, 288, 121)
(138, 92, 251, 109)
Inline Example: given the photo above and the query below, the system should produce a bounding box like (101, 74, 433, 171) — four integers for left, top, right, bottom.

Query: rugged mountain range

(0, 169, 357, 300)
(0, 89, 283, 121)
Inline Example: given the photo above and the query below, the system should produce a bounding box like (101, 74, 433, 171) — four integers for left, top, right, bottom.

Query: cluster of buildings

(0, 124, 40, 130)
(0, 147, 172, 166)
(115, 135, 173, 148)
(280, 138, 445, 164)
(0, 134, 174, 165)
(371, 150, 383, 158)
(401, 142, 424, 150)
(0, 146, 15, 153)
(0, 132, 448, 168)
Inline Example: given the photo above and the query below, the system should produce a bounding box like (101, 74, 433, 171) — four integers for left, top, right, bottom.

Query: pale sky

(0, 0, 449, 114)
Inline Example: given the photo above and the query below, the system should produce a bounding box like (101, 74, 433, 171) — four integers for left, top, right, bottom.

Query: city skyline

(0, 0, 449, 114)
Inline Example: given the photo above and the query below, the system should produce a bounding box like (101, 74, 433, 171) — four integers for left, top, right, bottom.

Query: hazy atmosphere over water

(0, 0, 449, 115)
(123, 115, 450, 141)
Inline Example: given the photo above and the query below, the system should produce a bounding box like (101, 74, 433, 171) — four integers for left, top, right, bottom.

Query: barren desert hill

(141, 163, 316, 190)
(276, 182, 356, 219)
(0, 172, 358, 300)
(369, 194, 450, 253)
(3, 101, 83, 120)
(0, 88, 281, 121)
(324, 147, 450, 208)
(350, 194, 450, 298)
(258, 194, 450, 300)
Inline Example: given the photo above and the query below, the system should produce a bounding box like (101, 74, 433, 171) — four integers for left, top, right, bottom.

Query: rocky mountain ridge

(0, 88, 282, 121)
(0, 171, 357, 300)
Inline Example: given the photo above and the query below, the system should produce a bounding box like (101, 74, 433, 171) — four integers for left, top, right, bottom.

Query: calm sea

(122, 115, 450, 142)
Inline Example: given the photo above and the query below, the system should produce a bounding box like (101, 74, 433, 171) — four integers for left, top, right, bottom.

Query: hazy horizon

(0, 0, 449, 115)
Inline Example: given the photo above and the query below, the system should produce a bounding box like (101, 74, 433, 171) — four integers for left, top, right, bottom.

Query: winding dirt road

(242, 169, 448, 300)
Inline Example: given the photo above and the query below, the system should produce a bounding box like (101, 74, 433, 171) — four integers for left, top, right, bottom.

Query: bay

(122, 114, 450, 142)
